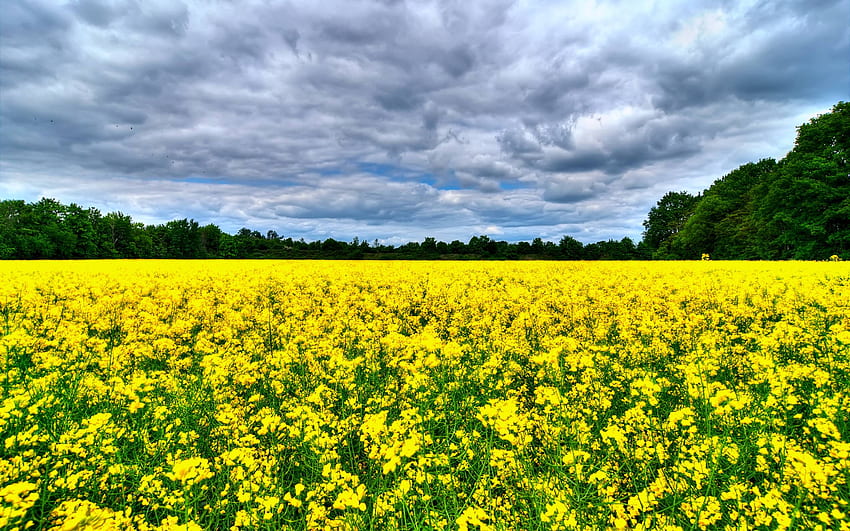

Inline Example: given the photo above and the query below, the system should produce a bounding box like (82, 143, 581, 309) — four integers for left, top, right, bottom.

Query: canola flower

(0, 259, 848, 530)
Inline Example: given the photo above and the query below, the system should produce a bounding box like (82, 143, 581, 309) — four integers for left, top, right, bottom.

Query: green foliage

(558, 235, 583, 259)
(649, 101, 849, 260)
(0, 198, 637, 260)
(641, 191, 700, 258)
(755, 101, 850, 259)
(671, 159, 777, 259)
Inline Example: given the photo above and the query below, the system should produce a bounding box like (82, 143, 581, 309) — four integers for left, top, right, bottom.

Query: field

(1, 260, 849, 530)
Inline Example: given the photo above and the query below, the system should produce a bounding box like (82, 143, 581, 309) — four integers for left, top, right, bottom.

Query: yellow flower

(168, 457, 213, 486)
(456, 506, 493, 531)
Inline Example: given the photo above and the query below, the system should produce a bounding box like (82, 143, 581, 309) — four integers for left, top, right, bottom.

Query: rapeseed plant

(0, 260, 848, 529)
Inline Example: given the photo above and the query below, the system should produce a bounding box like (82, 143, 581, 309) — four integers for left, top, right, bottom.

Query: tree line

(2, 102, 846, 261)
(0, 197, 645, 260)
(640, 101, 848, 260)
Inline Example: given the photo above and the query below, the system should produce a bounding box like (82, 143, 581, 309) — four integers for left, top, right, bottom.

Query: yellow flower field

(1, 260, 849, 530)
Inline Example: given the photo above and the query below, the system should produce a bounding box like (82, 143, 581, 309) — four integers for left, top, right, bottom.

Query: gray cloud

(70, 0, 119, 27)
(282, 28, 301, 57)
(1, 0, 847, 243)
(651, 0, 849, 111)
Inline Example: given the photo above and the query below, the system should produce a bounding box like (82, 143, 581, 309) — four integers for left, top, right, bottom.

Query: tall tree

(0, 200, 25, 259)
(64, 203, 101, 258)
(641, 191, 700, 257)
(755, 102, 849, 259)
(421, 237, 438, 256)
(200, 224, 224, 257)
(558, 235, 584, 259)
(163, 219, 202, 258)
(671, 159, 777, 259)
(98, 212, 136, 257)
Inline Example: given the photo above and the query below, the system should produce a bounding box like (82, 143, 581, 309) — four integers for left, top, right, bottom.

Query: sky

(1, 0, 848, 244)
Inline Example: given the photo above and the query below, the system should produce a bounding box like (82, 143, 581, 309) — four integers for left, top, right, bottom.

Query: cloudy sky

(1, 0, 847, 244)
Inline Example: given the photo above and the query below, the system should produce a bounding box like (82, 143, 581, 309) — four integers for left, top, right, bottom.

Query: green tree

(671, 159, 777, 259)
(199, 224, 224, 257)
(641, 191, 700, 258)
(8, 198, 76, 259)
(64, 203, 101, 258)
(468, 235, 495, 257)
(98, 212, 136, 257)
(558, 235, 584, 259)
(421, 237, 438, 256)
(755, 102, 850, 259)
(0, 200, 25, 258)
(448, 240, 466, 254)
(162, 219, 203, 258)
(530, 237, 545, 255)
(582, 238, 638, 260)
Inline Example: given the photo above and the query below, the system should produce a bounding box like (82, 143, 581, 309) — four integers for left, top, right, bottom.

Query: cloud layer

(2, 0, 847, 242)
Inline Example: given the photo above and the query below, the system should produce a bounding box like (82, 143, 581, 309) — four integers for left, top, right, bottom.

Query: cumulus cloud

(0, 0, 847, 243)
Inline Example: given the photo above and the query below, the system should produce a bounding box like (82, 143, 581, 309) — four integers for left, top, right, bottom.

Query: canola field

(1, 260, 849, 531)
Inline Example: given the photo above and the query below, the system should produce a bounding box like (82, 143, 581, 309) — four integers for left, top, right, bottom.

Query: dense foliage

(0, 198, 644, 260)
(2, 260, 848, 529)
(643, 102, 849, 260)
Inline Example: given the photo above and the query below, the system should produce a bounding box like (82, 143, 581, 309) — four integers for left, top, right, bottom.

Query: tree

(219, 233, 239, 258)
(1, 198, 76, 259)
(468, 235, 496, 257)
(98, 212, 137, 257)
(582, 238, 638, 260)
(200, 224, 224, 257)
(64, 203, 101, 258)
(421, 237, 438, 256)
(147, 219, 202, 258)
(321, 238, 344, 253)
(618, 237, 638, 259)
(515, 241, 531, 255)
(0, 200, 25, 258)
(670, 159, 777, 259)
(642, 191, 700, 257)
(755, 102, 850, 259)
(643, 101, 849, 260)
(448, 240, 466, 254)
(530, 237, 545, 255)
(34, 198, 77, 258)
(558, 235, 584, 259)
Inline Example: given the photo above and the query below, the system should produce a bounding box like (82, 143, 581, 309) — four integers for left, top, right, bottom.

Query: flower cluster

(0, 259, 848, 530)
